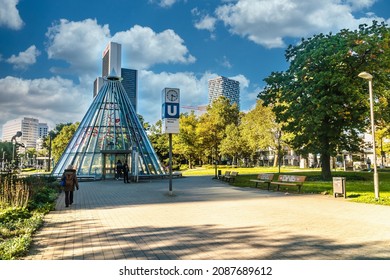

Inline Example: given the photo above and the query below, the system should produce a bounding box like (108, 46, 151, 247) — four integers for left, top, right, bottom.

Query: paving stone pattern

(24, 176, 390, 260)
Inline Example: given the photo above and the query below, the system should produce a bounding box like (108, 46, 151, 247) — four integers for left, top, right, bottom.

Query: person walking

(123, 161, 130, 183)
(61, 165, 79, 207)
(367, 157, 372, 172)
(116, 160, 122, 180)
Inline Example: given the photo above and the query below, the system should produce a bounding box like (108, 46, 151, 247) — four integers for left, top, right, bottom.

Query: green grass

(182, 166, 390, 206)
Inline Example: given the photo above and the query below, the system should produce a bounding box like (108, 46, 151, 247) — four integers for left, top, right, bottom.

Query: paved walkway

(24, 176, 390, 260)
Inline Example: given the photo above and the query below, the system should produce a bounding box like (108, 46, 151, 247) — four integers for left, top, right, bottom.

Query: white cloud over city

(1, 0, 389, 136)
(192, 0, 388, 48)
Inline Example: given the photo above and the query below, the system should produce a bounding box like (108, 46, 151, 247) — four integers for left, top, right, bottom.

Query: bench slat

(272, 175, 306, 193)
(250, 173, 274, 190)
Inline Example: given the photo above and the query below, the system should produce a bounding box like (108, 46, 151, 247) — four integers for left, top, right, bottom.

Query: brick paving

(24, 176, 390, 260)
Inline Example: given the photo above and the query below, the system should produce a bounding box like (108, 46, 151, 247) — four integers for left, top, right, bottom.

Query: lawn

(182, 166, 390, 206)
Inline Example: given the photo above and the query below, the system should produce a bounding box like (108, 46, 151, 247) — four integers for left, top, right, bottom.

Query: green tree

(220, 123, 248, 166)
(240, 100, 279, 165)
(148, 120, 169, 163)
(51, 122, 79, 162)
(173, 112, 200, 168)
(260, 22, 390, 179)
(0, 142, 13, 167)
(259, 22, 389, 178)
(43, 123, 73, 149)
(197, 96, 240, 165)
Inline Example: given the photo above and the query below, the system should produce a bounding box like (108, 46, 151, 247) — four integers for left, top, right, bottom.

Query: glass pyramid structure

(52, 76, 165, 179)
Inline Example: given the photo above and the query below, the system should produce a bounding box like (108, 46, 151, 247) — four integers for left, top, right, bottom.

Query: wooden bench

(250, 173, 274, 190)
(219, 171, 231, 181)
(224, 171, 238, 182)
(270, 175, 306, 193)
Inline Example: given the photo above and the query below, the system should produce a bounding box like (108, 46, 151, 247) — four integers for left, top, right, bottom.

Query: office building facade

(208, 76, 240, 110)
(121, 68, 138, 112)
(2, 117, 39, 148)
(102, 42, 122, 78)
(94, 42, 138, 112)
(38, 123, 48, 139)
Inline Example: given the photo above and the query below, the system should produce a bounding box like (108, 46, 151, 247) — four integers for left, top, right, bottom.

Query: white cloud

(0, 69, 251, 136)
(194, 14, 217, 32)
(6, 45, 41, 70)
(149, 0, 184, 8)
(346, 0, 376, 11)
(217, 56, 232, 69)
(45, 19, 195, 76)
(0, 18, 201, 134)
(113, 25, 196, 69)
(215, 0, 387, 48)
(46, 18, 111, 77)
(0, 0, 24, 30)
(0, 76, 92, 133)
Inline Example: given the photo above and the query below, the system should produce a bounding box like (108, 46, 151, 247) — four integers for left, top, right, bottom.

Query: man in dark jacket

(123, 161, 130, 183)
(61, 165, 79, 207)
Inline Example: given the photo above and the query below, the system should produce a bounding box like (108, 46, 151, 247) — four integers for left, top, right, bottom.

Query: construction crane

(181, 105, 207, 112)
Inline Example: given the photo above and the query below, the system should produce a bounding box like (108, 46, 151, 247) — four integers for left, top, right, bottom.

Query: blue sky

(1, 0, 390, 137)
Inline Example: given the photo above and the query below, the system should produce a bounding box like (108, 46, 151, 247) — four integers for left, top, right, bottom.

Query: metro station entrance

(101, 150, 131, 180)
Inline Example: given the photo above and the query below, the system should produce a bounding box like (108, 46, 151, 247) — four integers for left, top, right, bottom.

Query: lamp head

(358, 72, 373, 80)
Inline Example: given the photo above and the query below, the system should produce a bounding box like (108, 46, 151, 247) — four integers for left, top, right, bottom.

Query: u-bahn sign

(162, 88, 180, 134)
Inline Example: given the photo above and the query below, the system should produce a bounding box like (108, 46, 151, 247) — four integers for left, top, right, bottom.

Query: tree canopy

(259, 21, 390, 179)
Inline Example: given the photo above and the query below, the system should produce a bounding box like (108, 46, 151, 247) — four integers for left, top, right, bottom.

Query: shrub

(0, 174, 59, 259)
(0, 234, 32, 260)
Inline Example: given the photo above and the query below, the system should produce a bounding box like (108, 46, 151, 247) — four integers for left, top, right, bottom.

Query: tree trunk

(188, 157, 193, 169)
(273, 153, 278, 168)
(321, 153, 332, 180)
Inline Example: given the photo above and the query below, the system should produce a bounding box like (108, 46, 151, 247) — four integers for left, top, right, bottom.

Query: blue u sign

(163, 103, 180, 119)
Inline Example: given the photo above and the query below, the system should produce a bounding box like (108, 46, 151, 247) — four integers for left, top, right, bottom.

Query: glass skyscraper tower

(208, 76, 240, 110)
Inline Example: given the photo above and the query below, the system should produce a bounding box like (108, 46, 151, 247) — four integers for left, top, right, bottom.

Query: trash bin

(217, 170, 221, 178)
(333, 177, 346, 198)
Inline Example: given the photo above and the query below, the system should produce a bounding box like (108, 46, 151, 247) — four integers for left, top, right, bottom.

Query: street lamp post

(11, 131, 23, 167)
(358, 71, 379, 200)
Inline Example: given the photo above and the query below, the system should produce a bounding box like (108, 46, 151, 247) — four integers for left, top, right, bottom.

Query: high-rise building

(2, 117, 39, 148)
(121, 68, 138, 112)
(93, 77, 104, 98)
(208, 76, 240, 110)
(38, 123, 48, 138)
(94, 42, 138, 112)
(102, 42, 122, 78)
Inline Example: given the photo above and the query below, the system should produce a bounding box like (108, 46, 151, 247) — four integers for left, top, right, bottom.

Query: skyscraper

(94, 42, 138, 112)
(102, 42, 122, 78)
(121, 68, 138, 112)
(208, 76, 240, 110)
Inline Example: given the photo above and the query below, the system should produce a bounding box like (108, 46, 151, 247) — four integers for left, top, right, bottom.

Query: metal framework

(52, 77, 165, 179)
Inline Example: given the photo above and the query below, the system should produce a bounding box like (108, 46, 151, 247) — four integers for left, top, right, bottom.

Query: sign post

(162, 88, 180, 195)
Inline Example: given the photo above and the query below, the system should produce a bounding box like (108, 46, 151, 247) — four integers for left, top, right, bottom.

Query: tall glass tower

(52, 76, 164, 179)
(208, 76, 240, 110)
(121, 68, 137, 112)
